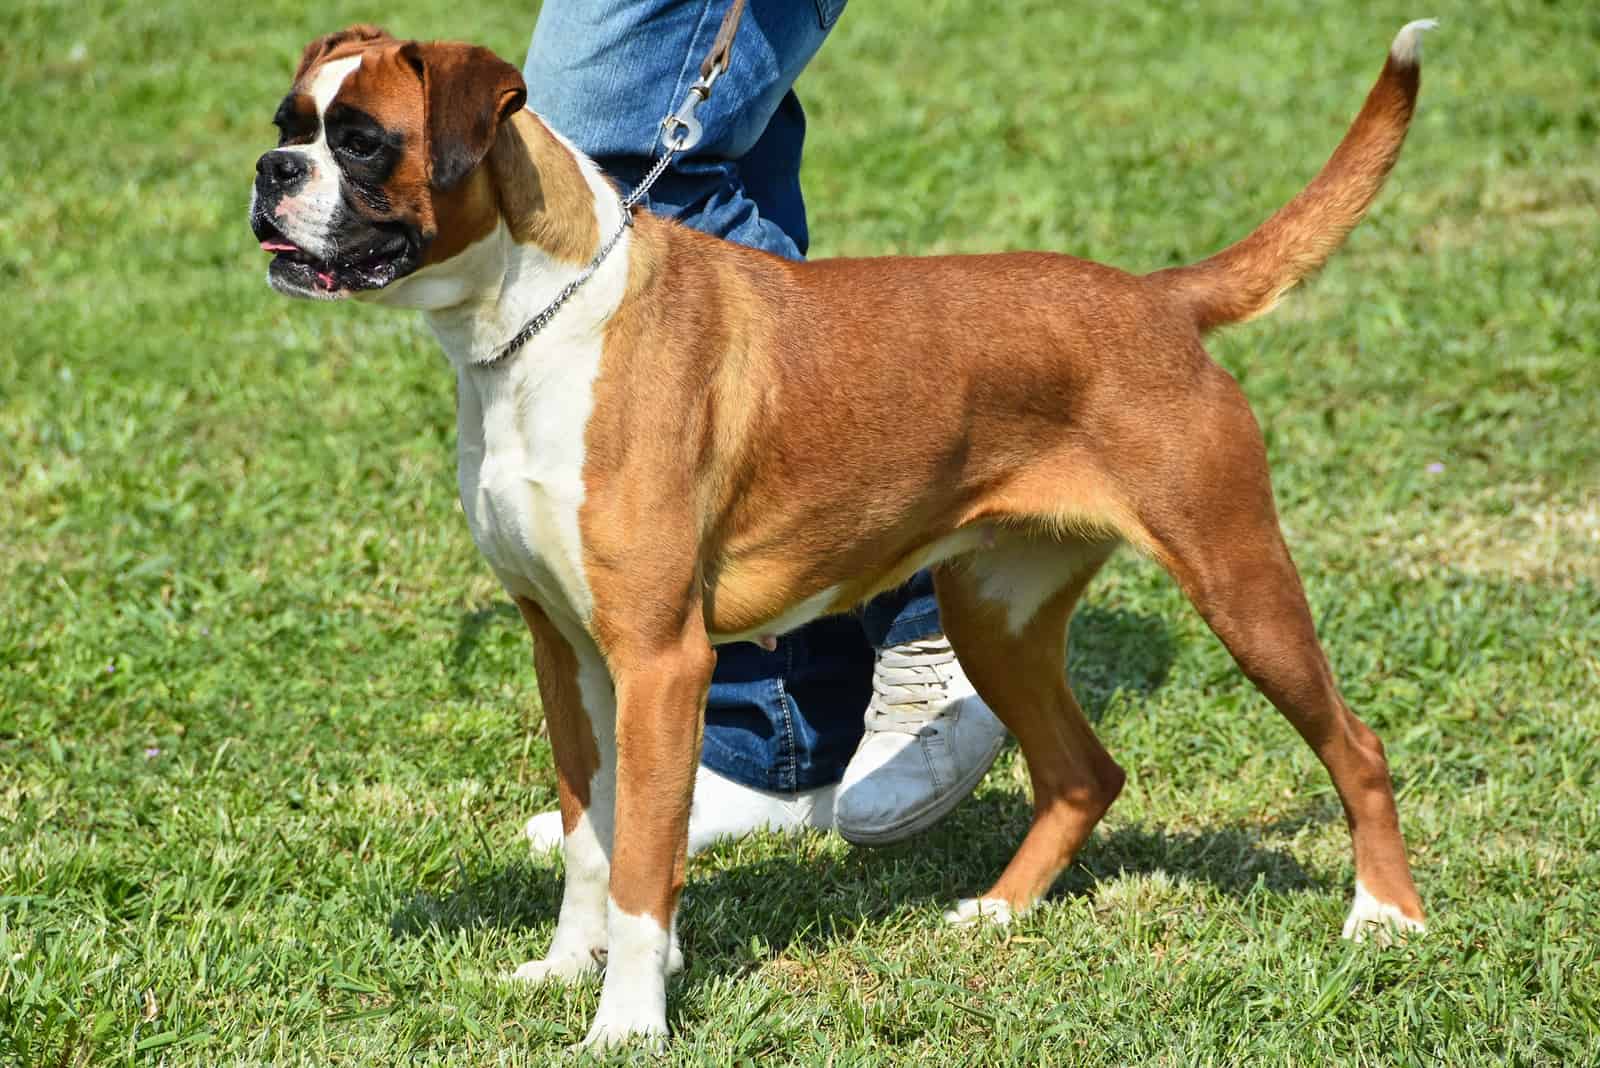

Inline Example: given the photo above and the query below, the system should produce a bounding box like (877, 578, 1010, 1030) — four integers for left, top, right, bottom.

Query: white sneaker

(525, 764, 835, 856)
(834, 636, 1007, 846)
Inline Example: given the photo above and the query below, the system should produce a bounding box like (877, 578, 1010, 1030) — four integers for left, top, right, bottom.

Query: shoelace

(864, 637, 960, 734)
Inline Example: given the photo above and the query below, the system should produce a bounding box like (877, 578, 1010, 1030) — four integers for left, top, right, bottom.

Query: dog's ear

(294, 25, 394, 82)
(487, 110, 601, 264)
(401, 41, 528, 193)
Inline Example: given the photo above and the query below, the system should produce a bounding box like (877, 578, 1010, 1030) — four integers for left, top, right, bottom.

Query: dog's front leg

(509, 598, 617, 984)
(581, 612, 714, 1048)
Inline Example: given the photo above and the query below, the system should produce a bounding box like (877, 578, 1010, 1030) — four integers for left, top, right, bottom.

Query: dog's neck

(369, 110, 632, 372)
(420, 215, 630, 372)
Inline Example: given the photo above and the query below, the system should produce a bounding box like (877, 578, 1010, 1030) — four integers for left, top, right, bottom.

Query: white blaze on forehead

(309, 54, 362, 118)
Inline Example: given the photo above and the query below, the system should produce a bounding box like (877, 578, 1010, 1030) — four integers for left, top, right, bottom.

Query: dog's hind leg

(934, 536, 1125, 924)
(1119, 365, 1425, 942)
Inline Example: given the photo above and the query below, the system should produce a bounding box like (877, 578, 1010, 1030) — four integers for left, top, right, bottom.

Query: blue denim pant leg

(523, 0, 940, 792)
(859, 571, 941, 647)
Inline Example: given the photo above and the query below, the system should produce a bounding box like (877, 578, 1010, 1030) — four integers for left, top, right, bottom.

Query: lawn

(2, 0, 1597, 1064)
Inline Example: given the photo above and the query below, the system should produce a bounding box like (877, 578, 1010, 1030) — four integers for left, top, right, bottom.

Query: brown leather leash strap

(660, 0, 749, 152)
(699, 0, 748, 81)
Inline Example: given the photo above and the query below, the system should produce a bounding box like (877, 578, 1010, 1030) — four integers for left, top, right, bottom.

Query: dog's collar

(475, 147, 678, 369)
(476, 60, 729, 369)
(477, 202, 633, 369)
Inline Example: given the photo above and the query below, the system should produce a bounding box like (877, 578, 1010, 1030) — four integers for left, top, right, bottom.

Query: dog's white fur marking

(454, 344, 605, 618)
(268, 54, 362, 261)
(415, 120, 632, 620)
(1389, 19, 1438, 65)
(1342, 879, 1426, 946)
(513, 631, 617, 982)
(308, 53, 361, 113)
(710, 584, 844, 647)
(944, 896, 1014, 927)
(511, 808, 608, 984)
(966, 536, 1107, 635)
(583, 899, 672, 1048)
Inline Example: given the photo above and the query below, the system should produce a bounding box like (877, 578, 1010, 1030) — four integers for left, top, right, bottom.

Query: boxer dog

(250, 20, 1435, 1046)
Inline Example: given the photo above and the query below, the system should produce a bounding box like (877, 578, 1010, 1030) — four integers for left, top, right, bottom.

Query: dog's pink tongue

(260, 239, 298, 253)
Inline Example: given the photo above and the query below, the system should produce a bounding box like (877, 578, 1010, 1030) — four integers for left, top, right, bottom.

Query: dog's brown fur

(548, 53, 1431, 931)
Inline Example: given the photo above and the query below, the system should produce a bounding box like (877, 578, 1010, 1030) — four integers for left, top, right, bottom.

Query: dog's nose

(255, 150, 309, 191)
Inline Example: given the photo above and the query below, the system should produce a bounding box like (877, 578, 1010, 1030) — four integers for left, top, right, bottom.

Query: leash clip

(660, 66, 722, 153)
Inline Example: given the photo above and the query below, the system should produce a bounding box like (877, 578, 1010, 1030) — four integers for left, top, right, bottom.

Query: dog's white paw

(1341, 882, 1426, 946)
(524, 811, 565, 854)
(943, 896, 1014, 928)
(579, 1009, 668, 1051)
(507, 951, 599, 985)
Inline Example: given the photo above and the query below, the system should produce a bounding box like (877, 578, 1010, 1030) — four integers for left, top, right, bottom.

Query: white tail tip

(1390, 18, 1439, 65)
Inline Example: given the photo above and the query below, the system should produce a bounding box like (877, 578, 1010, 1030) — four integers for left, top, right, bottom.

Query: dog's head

(249, 26, 526, 301)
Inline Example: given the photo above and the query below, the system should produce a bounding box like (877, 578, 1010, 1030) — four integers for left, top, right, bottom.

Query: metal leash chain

(620, 140, 679, 214)
(483, 63, 726, 367)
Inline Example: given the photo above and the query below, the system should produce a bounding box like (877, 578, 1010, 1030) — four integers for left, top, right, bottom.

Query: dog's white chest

(455, 352, 600, 619)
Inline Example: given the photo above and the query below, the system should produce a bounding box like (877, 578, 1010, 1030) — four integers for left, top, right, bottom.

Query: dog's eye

(336, 130, 384, 160)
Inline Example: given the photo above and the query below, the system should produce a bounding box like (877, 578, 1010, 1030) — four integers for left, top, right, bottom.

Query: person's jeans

(523, 0, 940, 792)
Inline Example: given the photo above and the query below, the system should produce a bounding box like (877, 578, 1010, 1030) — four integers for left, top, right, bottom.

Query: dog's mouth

(253, 216, 418, 299)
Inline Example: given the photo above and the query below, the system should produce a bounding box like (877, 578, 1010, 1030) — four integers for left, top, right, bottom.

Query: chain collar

(476, 202, 634, 369)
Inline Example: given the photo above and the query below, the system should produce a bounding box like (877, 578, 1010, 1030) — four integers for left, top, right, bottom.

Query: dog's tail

(1153, 19, 1436, 334)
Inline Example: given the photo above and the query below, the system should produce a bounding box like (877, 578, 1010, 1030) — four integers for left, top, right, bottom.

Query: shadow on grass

(1074, 820, 1328, 896)
(1067, 604, 1177, 721)
(408, 599, 1317, 963)
(451, 602, 522, 662)
(402, 602, 1205, 955)
(684, 793, 1329, 968)
(388, 789, 1326, 969)
(389, 857, 564, 940)
(449, 601, 523, 694)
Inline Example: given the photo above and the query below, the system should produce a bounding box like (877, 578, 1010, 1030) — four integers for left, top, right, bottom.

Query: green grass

(3, 0, 1598, 1063)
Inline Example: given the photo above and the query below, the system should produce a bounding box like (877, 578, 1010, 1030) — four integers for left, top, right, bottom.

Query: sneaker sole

(835, 732, 1008, 847)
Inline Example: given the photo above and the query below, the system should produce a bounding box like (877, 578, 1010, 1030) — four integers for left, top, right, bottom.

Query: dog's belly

(706, 523, 996, 645)
(707, 583, 845, 647)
